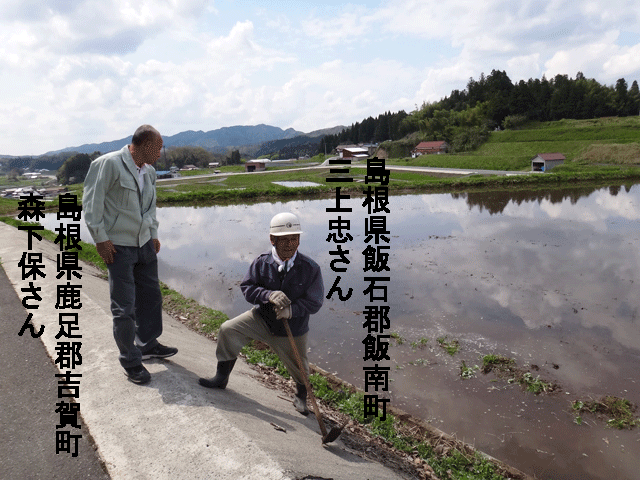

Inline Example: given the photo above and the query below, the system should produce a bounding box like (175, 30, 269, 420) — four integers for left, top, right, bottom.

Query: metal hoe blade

(322, 422, 346, 444)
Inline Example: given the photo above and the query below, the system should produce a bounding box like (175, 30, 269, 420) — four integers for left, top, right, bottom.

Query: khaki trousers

(216, 308, 309, 386)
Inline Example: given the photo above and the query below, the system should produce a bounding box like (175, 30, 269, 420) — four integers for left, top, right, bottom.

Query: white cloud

(603, 42, 640, 78)
(544, 30, 623, 80)
(0, 0, 639, 154)
(205, 20, 295, 71)
(302, 4, 376, 47)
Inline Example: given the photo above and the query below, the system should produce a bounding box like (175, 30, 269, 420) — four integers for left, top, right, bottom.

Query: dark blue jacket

(241, 251, 324, 337)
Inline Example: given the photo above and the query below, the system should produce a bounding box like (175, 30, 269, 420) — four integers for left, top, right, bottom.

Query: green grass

(515, 372, 554, 395)
(410, 337, 429, 349)
(481, 354, 515, 372)
(572, 396, 638, 429)
(173, 165, 246, 176)
(159, 282, 228, 335)
(308, 374, 508, 480)
(241, 344, 291, 378)
(0, 216, 106, 270)
(437, 336, 460, 355)
(384, 116, 640, 172)
(481, 354, 558, 395)
(390, 332, 404, 345)
(460, 361, 479, 379)
(0, 175, 59, 189)
(0, 197, 20, 216)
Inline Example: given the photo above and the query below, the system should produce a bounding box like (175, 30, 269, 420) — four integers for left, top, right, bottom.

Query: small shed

(412, 141, 448, 157)
(245, 159, 267, 172)
(532, 153, 565, 172)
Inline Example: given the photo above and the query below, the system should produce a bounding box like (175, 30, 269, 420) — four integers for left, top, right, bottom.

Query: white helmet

(270, 212, 303, 236)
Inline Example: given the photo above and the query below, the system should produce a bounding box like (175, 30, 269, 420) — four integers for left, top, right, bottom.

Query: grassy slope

(386, 116, 640, 170)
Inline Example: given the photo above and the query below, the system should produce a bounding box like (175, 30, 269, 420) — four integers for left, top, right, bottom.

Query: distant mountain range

(36, 124, 346, 157)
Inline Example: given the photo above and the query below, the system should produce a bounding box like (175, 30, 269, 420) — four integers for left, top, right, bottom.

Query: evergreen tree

(629, 80, 640, 115)
(615, 78, 630, 115)
(57, 153, 95, 185)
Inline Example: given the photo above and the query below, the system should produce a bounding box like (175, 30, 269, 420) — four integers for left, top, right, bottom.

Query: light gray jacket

(83, 145, 159, 247)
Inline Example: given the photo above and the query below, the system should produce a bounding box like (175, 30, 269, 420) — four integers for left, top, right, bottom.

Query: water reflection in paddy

(155, 184, 640, 480)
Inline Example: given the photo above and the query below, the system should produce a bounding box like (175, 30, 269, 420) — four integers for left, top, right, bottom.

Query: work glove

(268, 291, 291, 309)
(276, 305, 292, 320)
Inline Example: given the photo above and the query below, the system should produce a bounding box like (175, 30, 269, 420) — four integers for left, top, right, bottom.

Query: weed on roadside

(159, 282, 227, 336)
(0, 216, 107, 271)
(308, 374, 511, 480)
(241, 343, 291, 378)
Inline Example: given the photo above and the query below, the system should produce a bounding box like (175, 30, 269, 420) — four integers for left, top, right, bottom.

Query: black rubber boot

(198, 359, 237, 389)
(293, 382, 309, 416)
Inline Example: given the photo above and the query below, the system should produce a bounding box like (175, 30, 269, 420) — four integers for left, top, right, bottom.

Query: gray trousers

(216, 308, 309, 386)
(107, 240, 162, 368)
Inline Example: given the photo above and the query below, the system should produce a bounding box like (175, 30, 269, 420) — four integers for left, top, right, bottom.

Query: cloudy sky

(1, 0, 639, 156)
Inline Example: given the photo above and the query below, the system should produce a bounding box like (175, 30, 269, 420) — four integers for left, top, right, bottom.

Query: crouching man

(199, 212, 323, 415)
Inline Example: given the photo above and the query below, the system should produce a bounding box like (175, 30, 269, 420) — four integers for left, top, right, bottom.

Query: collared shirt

(271, 246, 297, 275)
(136, 164, 149, 194)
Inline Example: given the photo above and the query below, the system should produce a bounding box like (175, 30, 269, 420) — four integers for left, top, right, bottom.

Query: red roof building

(412, 141, 448, 156)
(531, 153, 565, 172)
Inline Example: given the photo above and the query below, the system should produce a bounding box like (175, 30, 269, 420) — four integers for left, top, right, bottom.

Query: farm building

(341, 147, 369, 160)
(531, 153, 565, 172)
(335, 144, 358, 156)
(411, 141, 448, 157)
(245, 159, 268, 172)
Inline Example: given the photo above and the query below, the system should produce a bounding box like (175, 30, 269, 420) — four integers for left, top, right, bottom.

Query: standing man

(83, 125, 178, 385)
(199, 212, 323, 415)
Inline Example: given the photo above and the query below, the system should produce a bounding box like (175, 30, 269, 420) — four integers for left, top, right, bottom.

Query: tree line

(320, 71, 640, 154)
(0, 151, 79, 175)
(52, 147, 244, 185)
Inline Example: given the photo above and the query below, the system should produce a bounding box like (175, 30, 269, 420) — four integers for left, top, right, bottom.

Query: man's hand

(152, 238, 161, 254)
(276, 305, 291, 320)
(268, 290, 290, 309)
(96, 240, 117, 264)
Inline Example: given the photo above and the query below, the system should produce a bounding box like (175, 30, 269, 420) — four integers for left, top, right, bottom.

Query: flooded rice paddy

(45, 183, 640, 479)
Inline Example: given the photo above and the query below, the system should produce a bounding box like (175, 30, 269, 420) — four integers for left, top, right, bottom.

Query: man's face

(140, 135, 163, 165)
(271, 234, 300, 261)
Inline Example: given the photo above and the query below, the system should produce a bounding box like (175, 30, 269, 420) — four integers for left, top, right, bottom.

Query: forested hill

(321, 70, 640, 154)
